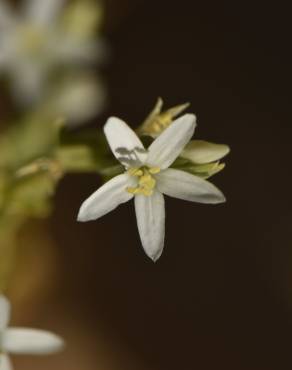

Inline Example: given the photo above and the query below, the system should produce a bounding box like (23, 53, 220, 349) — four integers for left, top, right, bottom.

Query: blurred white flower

(0, 295, 64, 370)
(0, 0, 105, 104)
(46, 73, 106, 126)
(78, 114, 226, 261)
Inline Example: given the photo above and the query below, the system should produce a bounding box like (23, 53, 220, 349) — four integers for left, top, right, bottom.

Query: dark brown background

(51, 1, 292, 369)
(6, 0, 292, 369)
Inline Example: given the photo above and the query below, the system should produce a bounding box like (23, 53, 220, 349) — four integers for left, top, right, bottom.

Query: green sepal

(171, 158, 226, 179)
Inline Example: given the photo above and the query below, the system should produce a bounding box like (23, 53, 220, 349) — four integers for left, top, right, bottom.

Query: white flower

(46, 72, 106, 127)
(0, 295, 64, 370)
(0, 0, 104, 104)
(78, 114, 226, 261)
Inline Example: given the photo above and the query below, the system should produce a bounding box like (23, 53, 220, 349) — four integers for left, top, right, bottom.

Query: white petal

(78, 174, 134, 222)
(0, 354, 12, 370)
(2, 328, 64, 355)
(51, 73, 106, 127)
(147, 114, 196, 169)
(0, 295, 10, 330)
(181, 140, 230, 164)
(22, 0, 65, 25)
(104, 117, 147, 168)
(134, 191, 165, 262)
(55, 39, 99, 64)
(156, 168, 226, 204)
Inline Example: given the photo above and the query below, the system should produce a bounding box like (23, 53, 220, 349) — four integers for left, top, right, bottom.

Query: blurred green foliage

(0, 0, 107, 292)
(0, 113, 112, 288)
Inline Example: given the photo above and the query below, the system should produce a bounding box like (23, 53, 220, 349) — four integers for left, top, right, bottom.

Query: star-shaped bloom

(0, 295, 64, 370)
(0, 0, 104, 104)
(78, 113, 226, 261)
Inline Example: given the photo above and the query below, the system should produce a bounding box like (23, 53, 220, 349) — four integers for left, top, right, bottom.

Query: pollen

(148, 167, 160, 174)
(126, 166, 160, 196)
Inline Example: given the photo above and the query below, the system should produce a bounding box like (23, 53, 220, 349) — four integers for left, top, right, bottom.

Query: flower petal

(51, 73, 105, 126)
(3, 328, 64, 355)
(134, 191, 165, 262)
(147, 114, 196, 169)
(55, 39, 99, 64)
(0, 295, 10, 330)
(78, 174, 134, 222)
(22, 0, 65, 25)
(104, 117, 147, 168)
(156, 168, 226, 204)
(181, 140, 230, 164)
(0, 354, 12, 370)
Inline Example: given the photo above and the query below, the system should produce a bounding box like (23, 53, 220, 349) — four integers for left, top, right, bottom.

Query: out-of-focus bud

(181, 140, 230, 164)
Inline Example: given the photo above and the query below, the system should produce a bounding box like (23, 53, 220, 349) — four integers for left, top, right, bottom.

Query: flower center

(126, 166, 160, 196)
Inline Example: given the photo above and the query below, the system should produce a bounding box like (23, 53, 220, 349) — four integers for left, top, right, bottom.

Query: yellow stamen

(126, 187, 139, 194)
(149, 167, 160, 174)
(127, 168, 143, 176)
(139, 173, 152, 184)
(126, 166, 160, 196)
